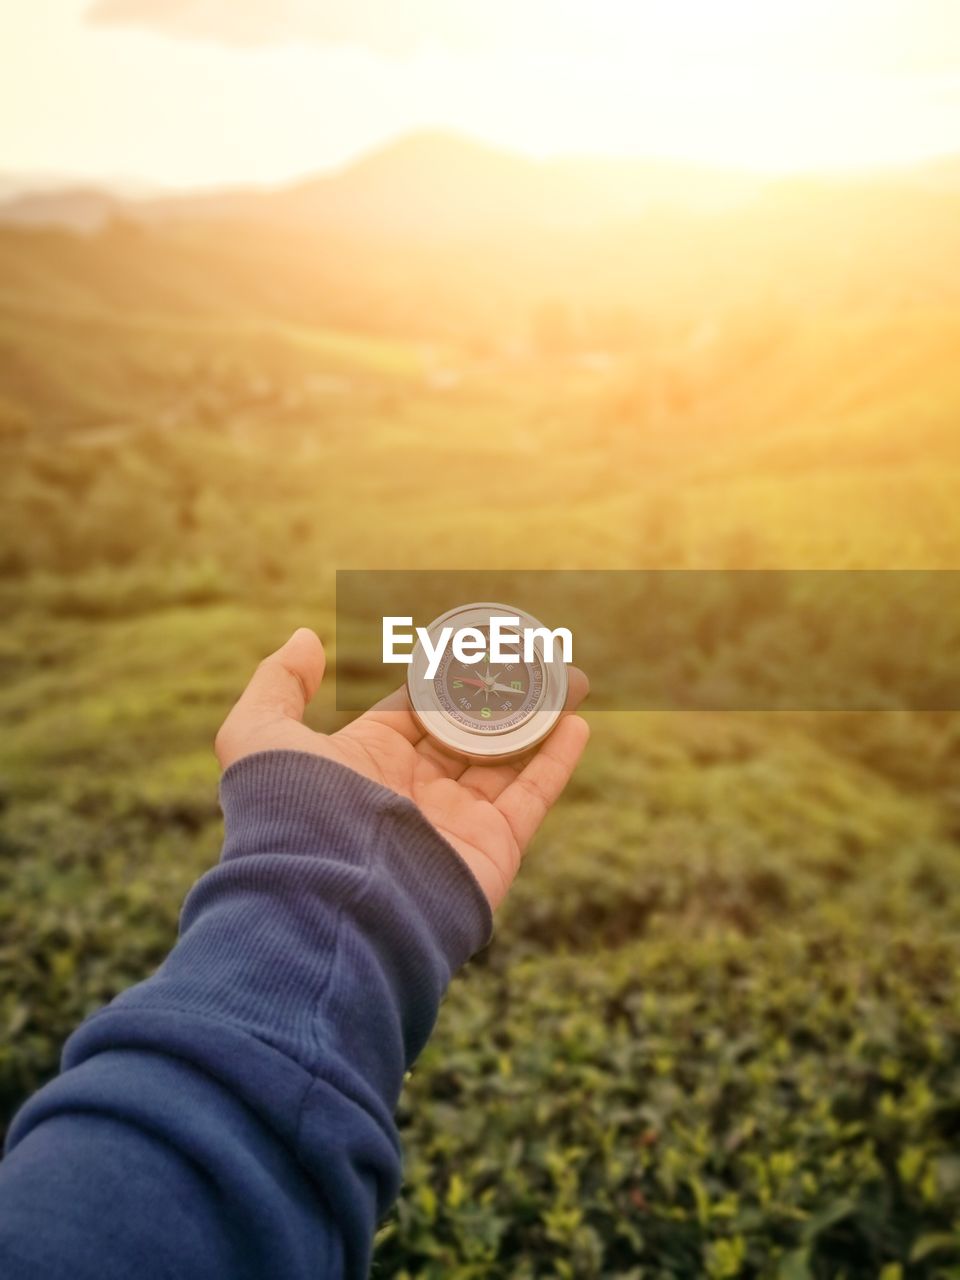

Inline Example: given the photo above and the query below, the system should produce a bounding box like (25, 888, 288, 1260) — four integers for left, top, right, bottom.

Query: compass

(405, 602, 569, 763)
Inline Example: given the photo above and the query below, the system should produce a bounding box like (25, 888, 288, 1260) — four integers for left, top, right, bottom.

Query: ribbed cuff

(218, 750, 493, 969)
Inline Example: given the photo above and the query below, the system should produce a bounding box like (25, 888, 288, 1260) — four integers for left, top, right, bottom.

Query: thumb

(233, 627, 326, 723)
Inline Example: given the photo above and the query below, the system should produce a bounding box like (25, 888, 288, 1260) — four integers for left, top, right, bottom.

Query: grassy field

(2, 194, 960, 1277)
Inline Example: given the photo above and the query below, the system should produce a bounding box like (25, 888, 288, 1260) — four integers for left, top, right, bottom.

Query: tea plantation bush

(374, 719, 960, 1278)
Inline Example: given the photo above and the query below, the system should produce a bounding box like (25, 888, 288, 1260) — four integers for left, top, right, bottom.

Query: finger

(234, 627, 326, 723)
(494, 714, 590, 851)
(565, 665, 589, 713)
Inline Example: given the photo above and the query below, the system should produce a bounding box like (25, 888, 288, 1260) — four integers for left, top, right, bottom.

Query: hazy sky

(2, 0, 960, 188)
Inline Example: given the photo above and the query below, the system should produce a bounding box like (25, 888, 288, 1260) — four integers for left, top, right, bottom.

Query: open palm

(215, 628, 590, 908)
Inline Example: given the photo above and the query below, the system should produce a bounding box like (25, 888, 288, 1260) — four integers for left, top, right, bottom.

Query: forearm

(0, 752, 492, 1280)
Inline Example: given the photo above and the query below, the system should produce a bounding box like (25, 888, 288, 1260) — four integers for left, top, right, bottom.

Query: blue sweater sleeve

(0, 751, 493, 1280)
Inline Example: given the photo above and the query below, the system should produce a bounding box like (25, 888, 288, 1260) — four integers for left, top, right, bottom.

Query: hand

(214, 628, 590, 909)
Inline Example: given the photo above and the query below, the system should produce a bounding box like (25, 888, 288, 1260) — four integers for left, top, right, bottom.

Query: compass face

(434, 625, 545, 733)
(405, 602, 567, 763)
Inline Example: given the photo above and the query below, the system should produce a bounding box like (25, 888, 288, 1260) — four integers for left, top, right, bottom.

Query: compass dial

(405, 602, 567, 763)
(434, 625, 545, 733)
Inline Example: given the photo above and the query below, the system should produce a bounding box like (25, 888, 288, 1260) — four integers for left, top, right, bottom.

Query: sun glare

(0, 0, 957, 184)
(478, 0, 959, 171)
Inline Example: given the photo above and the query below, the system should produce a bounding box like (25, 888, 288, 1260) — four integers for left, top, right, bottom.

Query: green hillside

(2, 181, 960, 1277)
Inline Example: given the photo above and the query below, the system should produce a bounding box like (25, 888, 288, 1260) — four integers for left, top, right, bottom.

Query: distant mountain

(267, 132, 768, 233)
(1, 132, 957, 238)
(0, 133, 768, 236)
(0, 173, 82, 202)
(0, 172, 166, 229)
(0, 186, 124, 233)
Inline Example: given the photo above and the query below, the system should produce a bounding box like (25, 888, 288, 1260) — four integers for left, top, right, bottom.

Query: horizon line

(1, 127, 958, 201)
